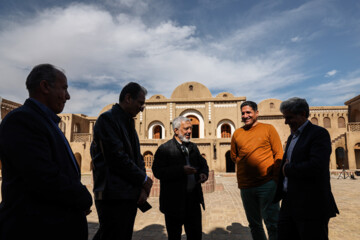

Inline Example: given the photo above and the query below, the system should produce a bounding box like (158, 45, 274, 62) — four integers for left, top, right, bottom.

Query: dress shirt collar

(29, 98, 61, 124)
(292, 120, 309, 136)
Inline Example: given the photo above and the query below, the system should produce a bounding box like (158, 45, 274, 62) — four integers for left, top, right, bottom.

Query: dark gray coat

(152, 137, 209, 216)
(91, 104, 146, 200)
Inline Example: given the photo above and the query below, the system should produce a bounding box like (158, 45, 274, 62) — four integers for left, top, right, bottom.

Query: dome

(216, 92, 234, 98)
(149, 94, 167, 100)
(171, 82, 212, 99)
(258, 99, 282, 116)
(98, 103, 114, 116)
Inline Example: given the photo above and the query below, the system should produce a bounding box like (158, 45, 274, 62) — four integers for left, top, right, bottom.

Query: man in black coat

(0, 64, 93, 240)
(91, 82, 153, 240)
(274, 97, 339, 240)
(152, 116, 209, 240)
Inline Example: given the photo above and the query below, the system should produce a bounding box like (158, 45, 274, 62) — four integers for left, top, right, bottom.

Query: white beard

(178, 132, 190, 143)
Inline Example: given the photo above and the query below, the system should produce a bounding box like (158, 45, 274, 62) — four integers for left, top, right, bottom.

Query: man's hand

(85, 209, 92, 216)
(143, 177, 153, 196)
(282, 159, 289, 177)
(198, 173, 208, 184)
(184, 165, 197, 175)
(137, 188, 148, 205)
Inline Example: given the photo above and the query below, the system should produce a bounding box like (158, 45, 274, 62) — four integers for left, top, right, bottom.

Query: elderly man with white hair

(152, 116, 209, 240)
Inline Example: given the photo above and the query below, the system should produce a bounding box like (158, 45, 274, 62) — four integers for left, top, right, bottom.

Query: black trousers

(164, 192, 202, 240)
(278, 196, 330, 240)
(93, 199, 138, 240)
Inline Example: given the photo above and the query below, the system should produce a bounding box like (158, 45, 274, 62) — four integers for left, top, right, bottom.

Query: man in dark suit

(0, 64, 93, 240)
(274, 97, 339, 240)
(91, 82, 153, 240)
(152, 116, 209, 240)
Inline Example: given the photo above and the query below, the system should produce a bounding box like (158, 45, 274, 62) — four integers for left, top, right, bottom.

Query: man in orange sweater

(231, 101, 283, 240)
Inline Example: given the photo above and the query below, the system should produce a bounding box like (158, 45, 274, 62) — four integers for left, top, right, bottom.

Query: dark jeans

(240, 180, 279, 240)
(93, 199, 138, 240)
(164, 192, 202, 240)
(278, 195, 330, 240)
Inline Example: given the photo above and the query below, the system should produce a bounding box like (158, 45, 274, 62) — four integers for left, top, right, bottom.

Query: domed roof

(171, 82, 212, 99)
(149, 94, 167, 100)
(98, 103, 114, 116)
(216, 92, 234, 98)
(258, 98, 282, 116)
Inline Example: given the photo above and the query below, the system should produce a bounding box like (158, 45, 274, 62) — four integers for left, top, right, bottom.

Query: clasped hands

(184, 165, 208, 183)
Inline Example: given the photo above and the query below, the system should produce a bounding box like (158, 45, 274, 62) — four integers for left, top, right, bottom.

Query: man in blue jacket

(274, 97, 339, 240)
(0, 64, 92, 240)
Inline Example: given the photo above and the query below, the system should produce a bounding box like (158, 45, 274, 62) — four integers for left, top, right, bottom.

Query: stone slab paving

(1, 173, 359, 239)
(85, 173, 360, 240)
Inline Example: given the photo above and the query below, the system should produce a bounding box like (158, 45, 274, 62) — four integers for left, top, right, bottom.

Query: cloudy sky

(1, 0, 359, 116)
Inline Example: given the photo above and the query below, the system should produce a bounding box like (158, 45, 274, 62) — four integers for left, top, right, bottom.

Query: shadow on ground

(88, 222, 251, 240)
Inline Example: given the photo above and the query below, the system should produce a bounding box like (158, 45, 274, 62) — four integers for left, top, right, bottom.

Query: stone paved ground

(0, 173, 358, 239)
(84, 173, 360, 240)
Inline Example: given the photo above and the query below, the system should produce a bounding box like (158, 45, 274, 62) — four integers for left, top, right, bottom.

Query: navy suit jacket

(274, 122, 339, 220)
(0, 99, 92, 240)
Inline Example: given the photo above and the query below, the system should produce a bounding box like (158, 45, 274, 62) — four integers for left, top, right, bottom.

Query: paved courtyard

(84, 173, 360, 240)
(0, 173, 358, 239)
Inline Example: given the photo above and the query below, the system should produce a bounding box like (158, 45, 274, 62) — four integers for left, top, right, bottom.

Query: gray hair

(280, 97, 309, 118)
(172, 116, 191, 131)
(26, 64, 65, 95)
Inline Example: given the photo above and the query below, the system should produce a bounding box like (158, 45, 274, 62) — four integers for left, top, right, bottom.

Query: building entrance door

(187, 115, 199, 138)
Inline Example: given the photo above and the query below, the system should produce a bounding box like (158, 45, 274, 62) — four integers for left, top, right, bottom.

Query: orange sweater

(230, 122, 283, 189)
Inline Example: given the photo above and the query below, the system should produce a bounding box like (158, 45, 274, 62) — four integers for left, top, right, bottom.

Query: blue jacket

(274, 122, 339, 220)
(0, 99, 92, 240)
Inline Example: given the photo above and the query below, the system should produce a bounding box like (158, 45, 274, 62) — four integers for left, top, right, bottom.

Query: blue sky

(0, 0, 359, 116)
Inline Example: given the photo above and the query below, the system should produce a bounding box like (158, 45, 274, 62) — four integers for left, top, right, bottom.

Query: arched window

(323, 117, 331, 128)
(270, 102, 275, 109)
(148, 122, 165, 139)
(338, 117, 346, 128)
(216, 120, 235, 138)
(311, 117, 318, 125)
(153, 125, 162, 139)
(73, 123, 80, 133)
(143, 151, 154, 169)
(59, 121, 66, 133)
(221, 124, 231, 138)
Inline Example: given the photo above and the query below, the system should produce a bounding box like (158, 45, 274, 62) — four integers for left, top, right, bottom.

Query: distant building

(1, 84, 359, 173)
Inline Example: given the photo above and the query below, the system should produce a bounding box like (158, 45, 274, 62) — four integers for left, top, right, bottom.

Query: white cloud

(291, 36, 302, 42)
(0, 1, 343, 115)
(307, 70, 360, 105)
(325, 70, 337, 77)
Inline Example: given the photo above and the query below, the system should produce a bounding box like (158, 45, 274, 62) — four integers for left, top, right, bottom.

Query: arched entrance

(187, 115, 200, 138)
(225, 151, 235, 172)
(74, 152, 82, 170)
(335, 147, 348, 169)
(143, 151, 154, 169)
(355, 143, 360, 169)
